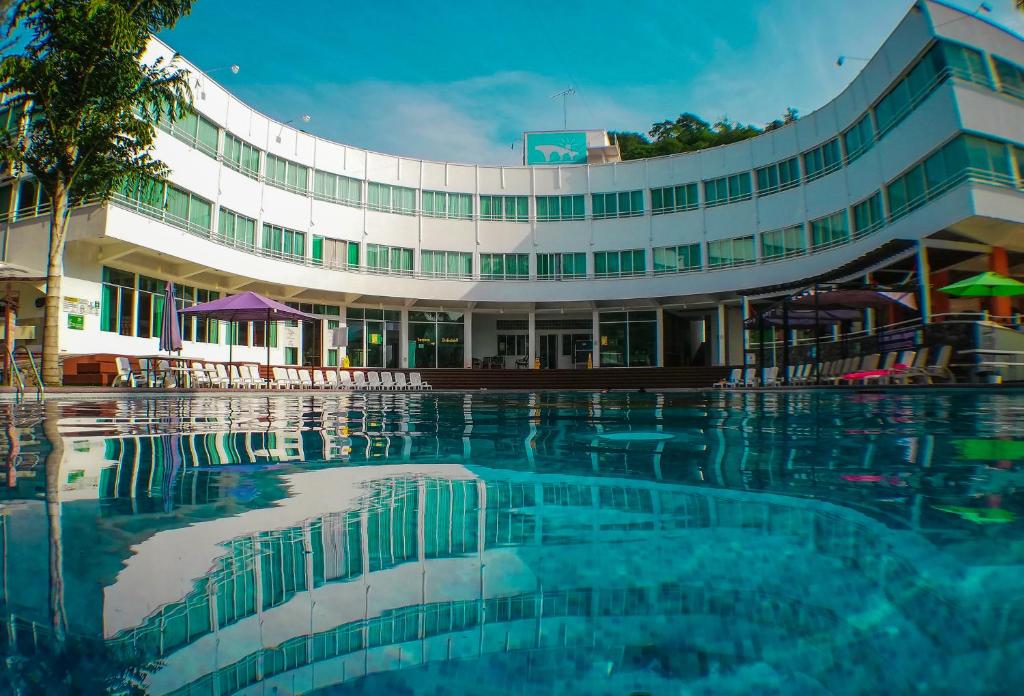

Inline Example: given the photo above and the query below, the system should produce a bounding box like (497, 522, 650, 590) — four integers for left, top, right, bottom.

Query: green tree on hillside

(0, 0, 194, 385)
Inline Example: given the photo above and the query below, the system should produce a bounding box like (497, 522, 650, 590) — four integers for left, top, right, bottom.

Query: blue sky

(160, 0, 1024, 165)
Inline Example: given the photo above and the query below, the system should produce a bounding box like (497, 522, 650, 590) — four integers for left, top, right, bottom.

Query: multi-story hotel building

(1, 0, 1022, 372)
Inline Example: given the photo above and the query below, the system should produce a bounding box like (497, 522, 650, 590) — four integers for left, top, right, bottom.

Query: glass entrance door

(301, 319, 322, 366)
(539, 334, 558, 369)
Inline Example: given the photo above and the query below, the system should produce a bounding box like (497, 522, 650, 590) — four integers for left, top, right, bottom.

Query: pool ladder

(5, 346, 44, 401)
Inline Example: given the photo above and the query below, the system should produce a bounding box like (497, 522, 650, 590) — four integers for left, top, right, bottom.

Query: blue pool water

(0, 389, 1022, 694)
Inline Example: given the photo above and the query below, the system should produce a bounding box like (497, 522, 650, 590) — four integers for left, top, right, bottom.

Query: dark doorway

(302, 319, 322, 366)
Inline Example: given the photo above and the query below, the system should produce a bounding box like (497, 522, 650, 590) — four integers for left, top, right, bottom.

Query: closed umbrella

(939, 271, 1024, 297)
(159, 281, 183, 353)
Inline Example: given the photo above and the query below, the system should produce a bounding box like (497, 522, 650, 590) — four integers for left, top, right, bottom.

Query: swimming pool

(0, 390, 1022, 694)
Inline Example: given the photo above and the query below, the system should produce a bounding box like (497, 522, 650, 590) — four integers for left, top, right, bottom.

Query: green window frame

(535, 194, 584, 221)
(993, 55, 1024, 101)
(703, 172, 752, 207)
(479, 195, 528, 222)
(591, 190, 644, 219)
(265, 154, 309, 194)
(313, 170, 363, 207)
(852, 192, 885, 237)
(536, 252, 586, 279)
(650, 183, 699, 213)
(217, 208, 256, 249)
(707, 236, 756, 268)
(421, 191, 473, 219)
(653, 244, 702, 273)
(755, 157, 801, 196)
(593, 249, 646, 277)
(480, 253, 529, 279)
(809, 210, 850, 250)
(420, 249, 473, 278)
(367, 182, 416, 214)
(118, 177, 211, 233)
(161, 109, 219, 158)
(760, 225, 806, 260)
(261, 223, 306, 259)
(366, 244, 414, 273)
(221, 133, 261, 178)
(311, 235, 359, 268)
(802, 138, 842, 182)
(843, 114, 875, 164)
(100, 267, 136, 336)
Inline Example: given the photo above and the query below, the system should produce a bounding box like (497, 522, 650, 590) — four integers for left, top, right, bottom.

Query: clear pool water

(0, 390, 1022, 695)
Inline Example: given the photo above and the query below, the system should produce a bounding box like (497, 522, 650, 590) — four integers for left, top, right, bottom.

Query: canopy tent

(744, 307, 863, 329)
(789, 289, 917, 310)
(940, 271, 1024, 298)
(180, 291, 317, 385)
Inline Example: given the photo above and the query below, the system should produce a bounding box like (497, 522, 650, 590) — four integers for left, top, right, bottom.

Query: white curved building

(1, 0, 1023, 372)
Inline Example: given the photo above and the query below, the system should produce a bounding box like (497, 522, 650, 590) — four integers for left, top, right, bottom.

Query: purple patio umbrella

(160, 281, 183, 353)
(179, 291, 317, 386)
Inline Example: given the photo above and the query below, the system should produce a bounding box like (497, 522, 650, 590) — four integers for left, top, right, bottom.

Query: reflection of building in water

(5, 460, 1021, 695)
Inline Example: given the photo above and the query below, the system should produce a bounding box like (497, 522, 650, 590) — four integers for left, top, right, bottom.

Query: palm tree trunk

(43, 400, 67, 643)
(42, 184, 69, 386)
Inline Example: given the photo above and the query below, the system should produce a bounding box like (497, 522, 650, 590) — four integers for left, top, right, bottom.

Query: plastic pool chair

(353, 371, 367, 389)
(367, 371, 383, 390)
(740, 367, 757, 388)
(325, 371, 340, 388)
(285, 367, 301, 388)
(925, 345, 955, 383)
(762, 366, 780, 387)
(313, 370, 328, 389)
(212, 364, 231, 388)
(410, 372, 432, 390)
(112, 357, 141, 387)
(296, 369, 314, 389)
(271, 367, 291, 388)
(191, 362, 211, 388)
(394, 372, 409, 390)
(713, 368, 740, 389)
(380, 372, 396, 390)
(893, 347, 930, 384)
(229, 364, 245, 388)
(246, 365, 266, 388)
(340, 371, 355, 390)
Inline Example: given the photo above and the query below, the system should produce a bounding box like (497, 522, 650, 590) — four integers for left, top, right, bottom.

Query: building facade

(1, 0, 1023, 370)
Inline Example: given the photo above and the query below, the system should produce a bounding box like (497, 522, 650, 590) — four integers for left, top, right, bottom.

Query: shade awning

(179, 291, 318, 322)
(789, 289, 917, 310)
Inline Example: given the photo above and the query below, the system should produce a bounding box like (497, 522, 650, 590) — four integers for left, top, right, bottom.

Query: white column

(591, 309, 601, 368)
(655, 306, 665, 367)
(400, 309, 409, 368)
(463, 310, 473, 368)
(527, 311, 536, 368)
(716, 302, 728, 366)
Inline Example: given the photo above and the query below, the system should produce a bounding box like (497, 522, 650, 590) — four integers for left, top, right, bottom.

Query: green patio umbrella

(939, 271, 1024, 297)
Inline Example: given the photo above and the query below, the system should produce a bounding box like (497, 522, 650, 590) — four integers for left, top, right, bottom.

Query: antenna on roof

(551, 87, 576, 130)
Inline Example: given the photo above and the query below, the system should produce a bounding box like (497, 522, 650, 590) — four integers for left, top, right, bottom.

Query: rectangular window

(265, 154, 309, 194)
(593, 249, 646, 277)
(809, 210, 850, 250)
(366, 244, 414, 273)
(421, 190, 473, 219)
(591, 190, 644, 219)
(852, 192, 884, 237)
(760, 225, 806, 260)
(421, 249, 473, 278)
(755, 157, 800, 196)
(0, 183, 12, 222)
(942, 40, 991, 87)
(221, 133, 261, 178)
(367, 182, 416, 215)
(217, 208, 256, 249)
(162, 109, 219, 158)
(703, 172, 752, 207)
(993, 55, 1024, 101)
(14, 179, 39, 219)
(261, 223, 305, 259)
(311, 236, 359, 268)
(802, 138, 842, 182)
(119, 177, 211, 234)
(843, 114, 875, 164)
(313, 170, 363, 207)
(100, 267, 135, 336)
(496, 334, 528, 356)
(650, 183, 699, 213)
(536, 252, 586, 279)
(598, 311, 657, 367)
(707, 236, 756, 268)
(480, 253, 529, 279)
(535, 194, 584, 221)
(653, 244, 702, 273)
(479, 195, 528, 221)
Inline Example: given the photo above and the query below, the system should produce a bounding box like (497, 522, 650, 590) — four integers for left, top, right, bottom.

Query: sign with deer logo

(525, 132, 588, 166)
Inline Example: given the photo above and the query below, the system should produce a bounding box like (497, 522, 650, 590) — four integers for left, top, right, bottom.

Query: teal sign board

(525, 132, 588, 166)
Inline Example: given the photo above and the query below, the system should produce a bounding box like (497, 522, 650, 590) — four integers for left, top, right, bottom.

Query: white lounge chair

(312, 369, 328, 389)
(112, 357, 142, 387)
(340, 371, 355, 390)
(393, 372, 409, 390)
(353, 371, 367, 389)
(761, 366, 780, 387)
(893, 348, 931, 384)
(271, 366, 291, 389)
(367, 371, 383, 390)
(245, 365, 265, 388)
(325, 371, 340, 389)
(380, 372, 397, 390)
(409, 372, 432, 390)
(213, 364, 232, 388)
(713, 368, 741, 389)
(739, 367, 758, 388)
(191, 362, 211, 388)
(156, 359, 176, 388)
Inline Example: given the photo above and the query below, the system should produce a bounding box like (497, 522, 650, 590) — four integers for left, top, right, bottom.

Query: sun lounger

(409, 372, 432, 390)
